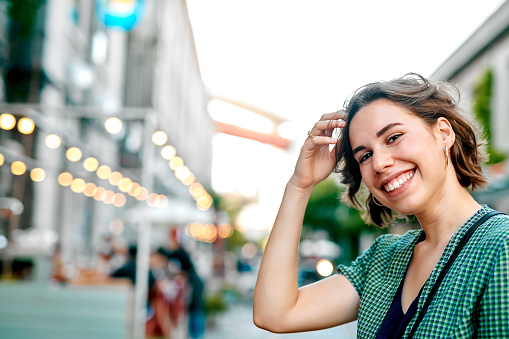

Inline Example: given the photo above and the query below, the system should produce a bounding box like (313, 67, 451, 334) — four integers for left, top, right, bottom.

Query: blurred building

(0, 0, 218, 337)
(431, 0, 509, 213)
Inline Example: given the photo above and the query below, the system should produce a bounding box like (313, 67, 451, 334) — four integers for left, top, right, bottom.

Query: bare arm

(253, 111, 360, 333)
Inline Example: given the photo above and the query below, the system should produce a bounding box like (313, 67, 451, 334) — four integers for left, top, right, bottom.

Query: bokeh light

(134, 186, 148, 200)
(147, 193, 158, 207)
(83, 157, 99, 172)
(30, 168, 46, 182)
(108, 171, 123, 186)
(155, 195, 168, 209)
(109, 219, 124, 235)
(66, 147, 82, 162)
(11, 161, 26, 175)
(0, 114, 16, 130)
(128, 182, 140, 196)
(169, 156, 183, 170)
(45, 134, 61, 149)
(175, 166, 191, 181)
(58, 172, 73, 186)
(152, 131, 167, 145)
(0, 153, 4, 166)
(83, 183, 97, 197)
(217, 223, 233, 239)
(113, 193, 126, 207)
(161, 145, 176, 160)
(182, 173, 195, 186)
(118, 178, 133, 192)
(102, 190, 115, 204)
(70, 178, 86, 193)
(96, 165, 112, 179)
(93, 187, 106, 201)
(105, 117, 122, 134)
(241, 243, 258, 259)
(18, 118, 35, 134)
(316, 259, 334, 277)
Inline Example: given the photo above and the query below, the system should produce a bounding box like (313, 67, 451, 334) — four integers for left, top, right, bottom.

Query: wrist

(287, 176, 315, 196)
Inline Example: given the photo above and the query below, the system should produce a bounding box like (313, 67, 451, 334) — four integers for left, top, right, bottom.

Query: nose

(372, 148, 394, 173)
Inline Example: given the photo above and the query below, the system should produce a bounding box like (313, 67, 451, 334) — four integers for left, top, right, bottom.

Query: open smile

(383, 169, 415, 193)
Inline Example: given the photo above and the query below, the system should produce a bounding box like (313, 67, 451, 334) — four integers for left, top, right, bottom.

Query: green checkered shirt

(338, 205, 509, 338)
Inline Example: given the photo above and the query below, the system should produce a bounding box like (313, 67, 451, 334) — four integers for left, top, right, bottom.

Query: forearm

(253, 179, 313, 329)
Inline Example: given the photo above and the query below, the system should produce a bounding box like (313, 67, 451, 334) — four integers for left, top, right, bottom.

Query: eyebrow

(352, 122, 404, 156)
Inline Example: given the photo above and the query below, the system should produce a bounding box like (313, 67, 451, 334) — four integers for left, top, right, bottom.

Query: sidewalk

(204, 302, 357, 339)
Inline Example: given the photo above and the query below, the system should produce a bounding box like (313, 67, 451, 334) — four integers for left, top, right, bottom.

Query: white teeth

(384, 171, 414, 192)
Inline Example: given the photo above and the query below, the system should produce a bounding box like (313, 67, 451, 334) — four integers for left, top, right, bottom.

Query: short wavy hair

(334, 73, 488, 228)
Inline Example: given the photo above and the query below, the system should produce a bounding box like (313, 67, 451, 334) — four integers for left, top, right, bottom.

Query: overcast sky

(187, 0, 506, 129)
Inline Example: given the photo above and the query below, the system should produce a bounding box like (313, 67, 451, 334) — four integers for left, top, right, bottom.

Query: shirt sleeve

(337, 235, 386, 297)
(477, 236, 509, 338)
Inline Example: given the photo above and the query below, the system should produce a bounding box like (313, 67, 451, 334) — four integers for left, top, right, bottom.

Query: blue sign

(96, 0, 145, 31)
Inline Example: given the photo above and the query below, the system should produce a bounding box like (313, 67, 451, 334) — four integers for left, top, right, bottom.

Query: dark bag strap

(407, 211, 505, 338)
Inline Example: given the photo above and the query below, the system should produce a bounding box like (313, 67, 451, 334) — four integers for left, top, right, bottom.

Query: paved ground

(204, 302, 357, 339)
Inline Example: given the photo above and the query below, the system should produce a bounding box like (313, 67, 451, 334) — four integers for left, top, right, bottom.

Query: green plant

(473, 68, 507, 164)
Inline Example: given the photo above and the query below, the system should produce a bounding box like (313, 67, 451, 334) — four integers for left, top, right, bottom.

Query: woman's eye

(359, 152, 372, 163)
(388, 134, 402, 143)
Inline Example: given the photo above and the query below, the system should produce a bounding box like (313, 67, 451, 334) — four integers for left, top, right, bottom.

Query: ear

(435, 117, 455, 146)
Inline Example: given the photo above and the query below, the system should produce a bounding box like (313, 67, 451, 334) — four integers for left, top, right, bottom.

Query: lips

(382, 169, 415, 193)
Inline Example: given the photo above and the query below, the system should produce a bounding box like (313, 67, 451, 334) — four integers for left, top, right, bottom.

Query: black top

(375, 273, 422, 339)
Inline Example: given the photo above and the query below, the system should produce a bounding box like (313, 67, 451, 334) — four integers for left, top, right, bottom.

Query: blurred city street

(204, 302, 357, 339)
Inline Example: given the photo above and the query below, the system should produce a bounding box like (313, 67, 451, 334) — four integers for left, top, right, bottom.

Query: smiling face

(349, 99, 449, 216)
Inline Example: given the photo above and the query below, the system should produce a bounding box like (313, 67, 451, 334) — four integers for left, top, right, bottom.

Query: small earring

(373, 196, 384, 207)
(444, 146, 449, 168)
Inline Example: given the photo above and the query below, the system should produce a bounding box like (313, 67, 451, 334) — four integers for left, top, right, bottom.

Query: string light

(30, 168, 46, 182)
(45, 134, 61, 149)
(66, 147, 82, 162)
(0, 114, 16, 130)
(11, 161, 26, 175)
(152, 131, 167, 145)
(83, 157, 99, 172)
(18, 118, 35, 134)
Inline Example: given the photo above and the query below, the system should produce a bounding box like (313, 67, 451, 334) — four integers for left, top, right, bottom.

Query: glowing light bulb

(83, 157, 99, 172)
(18, 118, 35, 134)
(316, 259, 334, 277)
(108, 171, 123, 186)
(105, 117, 122, 134)
(161, 145, 176, 160)
(58, 172, 73, 186)
(11, 161, 26, 175)
(66, 147, 82, 162)
(152, 131, 167, 146)
(45, 134, 61, 149)
(169, 156, 183, 170)
(30, 168, 46, 182)
(0, 114, 16, 130)
(70, 178, 86, 193)
(96, 165, 111, 179)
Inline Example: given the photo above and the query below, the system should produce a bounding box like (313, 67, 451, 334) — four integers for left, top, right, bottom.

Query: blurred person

(253, 73, 509, 338)
(158, 226, 205, 339)
(109, 245, 167, 337)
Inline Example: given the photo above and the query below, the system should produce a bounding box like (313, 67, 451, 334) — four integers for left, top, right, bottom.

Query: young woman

(253, 73, 509, 338)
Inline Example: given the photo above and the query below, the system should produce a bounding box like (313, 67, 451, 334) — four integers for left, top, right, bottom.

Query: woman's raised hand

(290, 111, 347, 190)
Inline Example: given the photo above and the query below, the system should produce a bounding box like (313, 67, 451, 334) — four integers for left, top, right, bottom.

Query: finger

(305, 135, 338, 147)
(309, 119, 346, 137)
(320, 110, 347, 122)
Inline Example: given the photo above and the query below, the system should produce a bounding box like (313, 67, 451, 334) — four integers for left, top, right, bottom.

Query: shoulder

(370, 229, 421, 254)
(478, 211, 509, 246)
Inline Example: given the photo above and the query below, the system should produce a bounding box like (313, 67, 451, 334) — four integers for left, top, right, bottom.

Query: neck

(415, 184, 481, 248)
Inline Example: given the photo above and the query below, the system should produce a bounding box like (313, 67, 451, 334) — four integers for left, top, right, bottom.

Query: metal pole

(133, 112, 156, 339)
